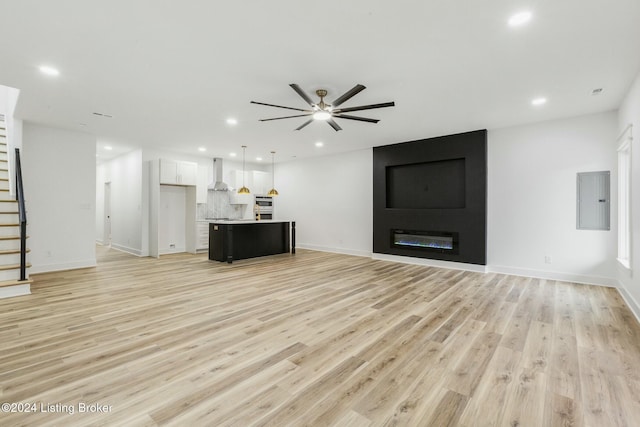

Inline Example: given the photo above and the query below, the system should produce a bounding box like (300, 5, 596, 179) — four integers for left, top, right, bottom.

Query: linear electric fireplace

(391, 230, 459, 254)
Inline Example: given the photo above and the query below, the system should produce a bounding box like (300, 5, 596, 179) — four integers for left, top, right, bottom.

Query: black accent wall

(373, 130, 487, 265)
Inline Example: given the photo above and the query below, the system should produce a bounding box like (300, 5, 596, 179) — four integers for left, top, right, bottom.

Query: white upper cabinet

(252, 171, 269, 195)
(160, 159, 197, 186)
(228, 170, 270, 195)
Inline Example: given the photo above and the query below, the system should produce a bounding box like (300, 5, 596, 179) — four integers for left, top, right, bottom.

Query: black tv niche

(373, 129, 487, 265)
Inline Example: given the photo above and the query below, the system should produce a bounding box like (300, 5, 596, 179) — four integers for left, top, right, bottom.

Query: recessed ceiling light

(531, 97, 547, 106)
(104, 146, 113, 151)
(229, 152, 237, 157)
(198, 147, 206, 152)
(39, 65, 60, 76)
(256, 157, 263, 161)
(226, 118, 238, 125)
(508, 11, 532, 27)
(315, 141, 324, 147)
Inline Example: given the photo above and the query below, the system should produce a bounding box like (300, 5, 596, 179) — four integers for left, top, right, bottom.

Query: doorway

(104, 182, 111, 246)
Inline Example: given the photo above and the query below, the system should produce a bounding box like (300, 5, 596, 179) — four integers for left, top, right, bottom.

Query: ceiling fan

(250, 84, 395, 131)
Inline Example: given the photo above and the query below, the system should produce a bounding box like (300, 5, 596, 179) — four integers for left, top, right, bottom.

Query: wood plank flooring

(1, 246, 640, 426)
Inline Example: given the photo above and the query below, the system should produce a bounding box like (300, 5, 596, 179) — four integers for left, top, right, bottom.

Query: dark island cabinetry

(209, 221, 294, 263)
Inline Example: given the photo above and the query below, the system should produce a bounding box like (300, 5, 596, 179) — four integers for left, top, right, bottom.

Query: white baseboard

(616, 283, 640, 324)
(159, 247, 187, 255)
(297, 243, 371, 258)
(487, 265, 618, 287)
(0, 284, 30, 299)
(29, 259, 97, 275)
(110, 243, 143, 257)
(371, 253, 488, 273)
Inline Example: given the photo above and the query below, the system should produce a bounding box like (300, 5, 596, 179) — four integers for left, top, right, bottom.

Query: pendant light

(238, 145, 251, 194)
(267, 151, 279, 196)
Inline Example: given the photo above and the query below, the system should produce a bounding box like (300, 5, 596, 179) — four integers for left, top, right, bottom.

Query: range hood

(208, 158, 229, 191)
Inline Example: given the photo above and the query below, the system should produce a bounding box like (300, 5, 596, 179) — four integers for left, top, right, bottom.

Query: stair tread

(0, 250, 30, 257)
(0, 223, 22, 227)
(0, 235, 29, 240)
(0, 263, 32, 271)
(0, 278, 32, 288)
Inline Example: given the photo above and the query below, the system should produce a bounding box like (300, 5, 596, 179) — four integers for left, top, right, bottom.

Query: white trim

(617, 126, 633, 271)
(487, 265, 618, 287)
(110, 243, 143, 256)
(159, 247, 187, 255)
(617, 257, 631, 270)
(371, 253, 488, 273)
(305, 248, 618, 286)
(297, 243, 371, 258)
(0, 283, 30, 299)
(616, 283, 640, 325)
(29, 259, 97, 274)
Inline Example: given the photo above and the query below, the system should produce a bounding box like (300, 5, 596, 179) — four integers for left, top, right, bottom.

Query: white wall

(617, 70, 640, 316)
(488, 112, 618, 285)
(22, 122, 96, 273)
(275, 149, 373, 257)
(95, 150, 144, 255)
(159, 185, 186, 253)
(0, 84, 22, 197)
(274, 113, 619, 284)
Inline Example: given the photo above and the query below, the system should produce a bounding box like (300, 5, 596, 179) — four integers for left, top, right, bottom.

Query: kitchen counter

(208, 220, 295, 263)
(199, 219, 289, 224)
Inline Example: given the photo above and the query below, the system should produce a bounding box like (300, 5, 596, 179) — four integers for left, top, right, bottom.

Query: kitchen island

(207, 220, 295, 263)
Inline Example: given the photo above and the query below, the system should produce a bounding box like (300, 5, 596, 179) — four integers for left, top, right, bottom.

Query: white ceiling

(1, 1, 639, 163)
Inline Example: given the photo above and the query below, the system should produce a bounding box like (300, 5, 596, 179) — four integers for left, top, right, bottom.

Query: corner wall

(275, 149, 373, 257)
(488, 112, 618, 285)
(22, 122, 96, 273)
(277, 111, 619, 286)
(617, 70, 640, 317)
(96, 150, 144, 255)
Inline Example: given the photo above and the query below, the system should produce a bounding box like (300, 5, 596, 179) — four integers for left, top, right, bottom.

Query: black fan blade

(289, 84, 315, 107)
(295, 119, 314, 130)
(260, 114, 312, 122)
(331, 84, 366, 107)
(334, 114, 380, 123)
(327, 118, 342, 131)
(333, 101, 395, 114)
(251, 101, 309, 113)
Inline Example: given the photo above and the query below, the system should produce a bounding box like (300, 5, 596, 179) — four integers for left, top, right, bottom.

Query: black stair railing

(14, 148, 27, 281)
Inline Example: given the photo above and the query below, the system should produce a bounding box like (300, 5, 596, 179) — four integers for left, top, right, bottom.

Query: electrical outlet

(544, 255, 552, 264)
(170, 243, 175, 249)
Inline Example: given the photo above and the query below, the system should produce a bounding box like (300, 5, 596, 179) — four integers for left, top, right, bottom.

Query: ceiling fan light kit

(251, 83, 395, 131)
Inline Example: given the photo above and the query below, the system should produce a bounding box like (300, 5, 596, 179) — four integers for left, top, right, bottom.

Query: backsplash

(206, 191, 243, 220)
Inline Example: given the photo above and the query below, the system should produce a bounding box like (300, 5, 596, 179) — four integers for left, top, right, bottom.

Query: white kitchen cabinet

(252, 171, 270, 195)
(228, 170, 270, 195)
(160, 159, 197, 186)
(196, 164, 209, 203)
(196, 222, 209, 250)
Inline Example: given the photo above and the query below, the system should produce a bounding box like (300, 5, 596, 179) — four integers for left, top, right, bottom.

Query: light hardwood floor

(1, 246, 640, 426)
